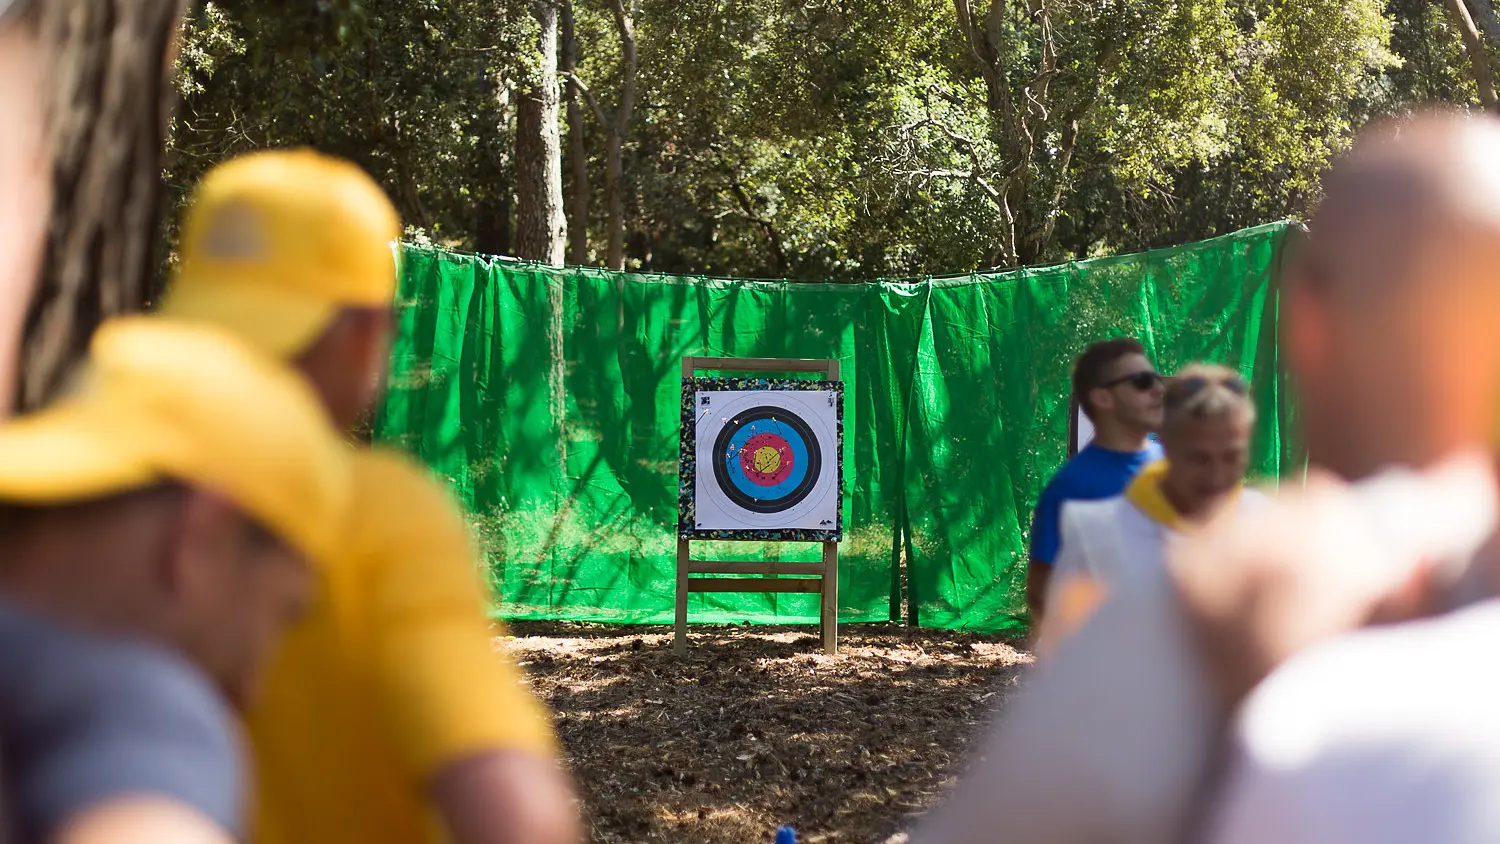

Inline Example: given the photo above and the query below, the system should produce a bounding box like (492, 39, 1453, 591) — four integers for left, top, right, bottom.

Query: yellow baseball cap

(160, 149, 401, 357)
(0, 317, 353, 564)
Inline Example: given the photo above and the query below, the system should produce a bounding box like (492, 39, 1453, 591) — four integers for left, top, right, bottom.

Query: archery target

(694, 390, 839, 532)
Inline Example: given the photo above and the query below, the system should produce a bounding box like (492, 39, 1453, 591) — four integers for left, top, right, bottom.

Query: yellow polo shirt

(247, 449, 556, 844)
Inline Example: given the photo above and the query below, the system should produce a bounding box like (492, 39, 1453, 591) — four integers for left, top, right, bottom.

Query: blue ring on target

(712, 406, 822, 514)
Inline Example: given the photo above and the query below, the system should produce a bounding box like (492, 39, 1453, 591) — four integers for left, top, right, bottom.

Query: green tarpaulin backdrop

(374, 220, 1297, 633)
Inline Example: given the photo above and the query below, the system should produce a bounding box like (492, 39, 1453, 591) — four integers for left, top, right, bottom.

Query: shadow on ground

(499, 623, 1032, 844)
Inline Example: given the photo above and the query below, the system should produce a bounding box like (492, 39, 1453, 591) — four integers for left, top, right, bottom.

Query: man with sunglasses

(1038, 365, 1263, 651)
(1027, 338, 1165, 622)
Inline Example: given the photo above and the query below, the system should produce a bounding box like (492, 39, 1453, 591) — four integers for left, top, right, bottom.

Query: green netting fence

(374, 220, 1298, 633)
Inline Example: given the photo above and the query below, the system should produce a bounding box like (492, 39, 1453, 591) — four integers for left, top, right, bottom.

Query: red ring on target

(738, 432, 795, 486)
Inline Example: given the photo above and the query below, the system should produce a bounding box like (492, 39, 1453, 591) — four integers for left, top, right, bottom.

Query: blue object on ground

(775, 825, 797, 844)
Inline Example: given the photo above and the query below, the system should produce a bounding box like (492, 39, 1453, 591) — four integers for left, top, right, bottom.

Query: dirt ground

(501, 623, 1033, 844)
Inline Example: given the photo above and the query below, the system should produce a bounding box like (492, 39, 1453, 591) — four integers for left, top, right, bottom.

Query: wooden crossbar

(683, 356, 835, 374)
(687, 560, 825, 576)
(687, 578, 823, 594)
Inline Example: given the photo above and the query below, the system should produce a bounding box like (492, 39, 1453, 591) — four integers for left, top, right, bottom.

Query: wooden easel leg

(674, 538, 689, 654)
(821, 540, 838, 655)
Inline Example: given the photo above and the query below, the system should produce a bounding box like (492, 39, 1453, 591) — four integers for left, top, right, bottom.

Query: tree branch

(1037, 118, 1079, 250)
(717, 155, 789, 274)
(608, 0, 637, 134)
(953, 0, 1012, 120)
(1444, 0, 1500, 110)
(562, 70, 608, 125)
(1469, 0, 1500, 47)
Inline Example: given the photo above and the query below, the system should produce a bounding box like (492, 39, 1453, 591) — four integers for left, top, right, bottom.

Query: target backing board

(678, 378, 843, 541)
(1069, 397, 1095, 456)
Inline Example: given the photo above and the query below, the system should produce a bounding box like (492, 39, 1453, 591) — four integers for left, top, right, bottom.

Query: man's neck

(1090, 420, 1150, 454)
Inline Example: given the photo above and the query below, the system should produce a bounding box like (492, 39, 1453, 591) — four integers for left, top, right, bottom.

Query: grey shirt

(0, 601, 244, 842)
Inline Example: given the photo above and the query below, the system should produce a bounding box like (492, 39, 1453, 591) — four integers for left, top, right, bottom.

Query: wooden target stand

(675, 356, 841, 655)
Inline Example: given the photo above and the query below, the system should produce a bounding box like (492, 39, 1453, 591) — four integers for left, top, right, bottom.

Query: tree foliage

(168, 0, 1488, 281)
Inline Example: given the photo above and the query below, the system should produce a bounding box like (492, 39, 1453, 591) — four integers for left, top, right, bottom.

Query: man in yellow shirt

(158, 150, 580, 844)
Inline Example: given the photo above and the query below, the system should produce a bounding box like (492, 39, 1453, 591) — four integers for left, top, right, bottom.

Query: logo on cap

(199, 201, 268, 262)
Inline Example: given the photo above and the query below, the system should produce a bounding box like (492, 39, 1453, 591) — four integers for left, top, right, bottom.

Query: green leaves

(165, 0, 1468, 279)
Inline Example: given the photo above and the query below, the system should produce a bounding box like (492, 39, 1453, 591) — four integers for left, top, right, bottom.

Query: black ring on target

(711, 406, 823, 514)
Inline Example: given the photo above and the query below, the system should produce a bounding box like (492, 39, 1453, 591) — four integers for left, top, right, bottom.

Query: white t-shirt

(1052, 489, 1269, 594)
(1207, 599, 1500, 844)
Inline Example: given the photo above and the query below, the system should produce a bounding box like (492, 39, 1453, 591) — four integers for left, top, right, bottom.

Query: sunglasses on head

(1173, 374, 1249, 399)
(1102, 371, 1163, 392)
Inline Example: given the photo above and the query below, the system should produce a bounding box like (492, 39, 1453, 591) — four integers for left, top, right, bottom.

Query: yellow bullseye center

(752, 446, 782, 475)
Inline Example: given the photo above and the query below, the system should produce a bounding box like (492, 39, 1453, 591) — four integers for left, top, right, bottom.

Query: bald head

(1288, 109, 1500, 479)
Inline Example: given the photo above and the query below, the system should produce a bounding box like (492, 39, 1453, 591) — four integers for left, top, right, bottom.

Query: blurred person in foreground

(1039, 364, 1264, 654)
(1026, 338, 1165, 621)
(912, 109, 1500, 844)
(0, 319, 353, 844)
(156, 150, 579, 844)
(0, 0, 49, 416)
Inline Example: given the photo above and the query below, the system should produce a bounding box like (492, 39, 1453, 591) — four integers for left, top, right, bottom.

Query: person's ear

(1090, 386, 1115, 414)
(355, 308, 393, 352)
(162, 491, 241, 603)
(1284, 283, 1330, 382)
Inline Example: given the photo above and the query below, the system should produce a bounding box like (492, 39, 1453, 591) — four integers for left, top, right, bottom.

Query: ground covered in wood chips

(501, 623, 1033, 844)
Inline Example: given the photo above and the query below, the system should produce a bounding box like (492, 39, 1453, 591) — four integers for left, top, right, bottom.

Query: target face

(692, 389, 840, 533)
(714, 407, 822, 513)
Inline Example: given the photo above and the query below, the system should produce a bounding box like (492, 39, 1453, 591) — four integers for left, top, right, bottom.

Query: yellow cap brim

(0, 402, 157, 502)
(158, 277, 338, 358)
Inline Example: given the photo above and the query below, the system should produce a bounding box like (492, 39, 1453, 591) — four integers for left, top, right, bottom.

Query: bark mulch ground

(501, 623, 1032, 844)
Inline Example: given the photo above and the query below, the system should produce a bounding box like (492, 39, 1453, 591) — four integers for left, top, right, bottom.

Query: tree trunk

(604, 132, 627, 271)
(1444, 0, 1500, 110)
(475, 76, 513, 256)
(18, 0, 194, 411)
(514, 0, 566, 266)
(602, 0, 638, 271)
(1469, 0, 1500, 47)
(560, 0, 589, 265)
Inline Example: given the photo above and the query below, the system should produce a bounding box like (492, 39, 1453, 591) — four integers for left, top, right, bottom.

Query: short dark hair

(0, 483, 288, 558)
(1072, 338, 1148, 420)
(0, 483, 187, 545)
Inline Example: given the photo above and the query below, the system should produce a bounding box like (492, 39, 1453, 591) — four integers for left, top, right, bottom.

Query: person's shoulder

(1061, 495, 1126, 528)
(4, 612, 228, 725)
(1238, 601, 1500, 758)
(78, 637, 234, 736)
(348, 449, 484, 601)
(1044, 451, 1099, 496)
(0, 627, 245, 841)
(5, 625, 239, 791)
(1218, 604, 1500, 844)
(1234, 486, 1273, 514)
(348, 448, 472, 554)
(353, 447, 457, 504)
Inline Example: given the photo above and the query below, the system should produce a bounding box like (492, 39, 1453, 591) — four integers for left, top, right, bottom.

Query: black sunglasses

(1101, 371, 1163, 392)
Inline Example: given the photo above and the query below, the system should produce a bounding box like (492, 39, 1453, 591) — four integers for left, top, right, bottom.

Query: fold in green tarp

(375, 220, 1297, 633)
